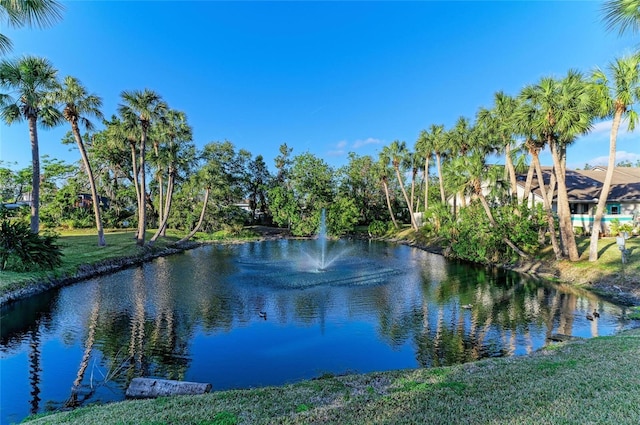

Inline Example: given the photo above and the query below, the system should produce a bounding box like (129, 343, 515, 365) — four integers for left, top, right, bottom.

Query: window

(609, 204, 620, 215)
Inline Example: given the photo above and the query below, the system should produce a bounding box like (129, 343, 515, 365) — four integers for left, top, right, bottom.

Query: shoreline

(2, 227, 639, 308)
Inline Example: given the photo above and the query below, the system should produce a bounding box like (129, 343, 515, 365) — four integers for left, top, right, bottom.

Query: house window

(608, 204, 621, 215)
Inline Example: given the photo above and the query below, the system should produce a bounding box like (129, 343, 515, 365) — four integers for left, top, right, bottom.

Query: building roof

(520, 167, 640, 203)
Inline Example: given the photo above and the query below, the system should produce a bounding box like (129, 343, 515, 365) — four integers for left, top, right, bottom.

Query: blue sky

(1, 1, 638, 174)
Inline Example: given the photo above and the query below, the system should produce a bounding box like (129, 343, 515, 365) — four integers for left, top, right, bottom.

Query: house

(516, 166, 640, 235)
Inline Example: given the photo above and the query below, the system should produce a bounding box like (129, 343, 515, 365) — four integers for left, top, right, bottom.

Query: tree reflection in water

(0, 240, 632, 424)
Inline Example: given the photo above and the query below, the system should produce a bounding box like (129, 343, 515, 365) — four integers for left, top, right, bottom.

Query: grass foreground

(24, 327, 640, 424)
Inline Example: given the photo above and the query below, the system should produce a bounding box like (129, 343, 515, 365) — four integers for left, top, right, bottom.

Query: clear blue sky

(1, 1, 638, 173)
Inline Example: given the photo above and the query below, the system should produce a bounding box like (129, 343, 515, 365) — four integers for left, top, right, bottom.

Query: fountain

(317, 209, 328, 271)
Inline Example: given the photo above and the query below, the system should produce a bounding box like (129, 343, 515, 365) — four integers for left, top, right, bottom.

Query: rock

(126, 377, 212, 399)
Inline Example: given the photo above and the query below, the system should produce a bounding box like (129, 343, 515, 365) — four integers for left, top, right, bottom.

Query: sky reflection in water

(0, 240, 633, 424)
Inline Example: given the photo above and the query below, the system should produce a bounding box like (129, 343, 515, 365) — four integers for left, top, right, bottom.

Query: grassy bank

(24, 327, 640, 424)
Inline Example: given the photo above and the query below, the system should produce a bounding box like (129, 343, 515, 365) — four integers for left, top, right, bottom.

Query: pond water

(0, 239, 634, 424)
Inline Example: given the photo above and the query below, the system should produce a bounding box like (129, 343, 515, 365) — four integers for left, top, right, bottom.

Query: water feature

(0, 239, 635, 424)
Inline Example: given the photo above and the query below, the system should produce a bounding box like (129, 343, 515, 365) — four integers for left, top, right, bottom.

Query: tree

(246, 154, 271, 223)
(477, 92, 519, 200)
(373, 155, 398, 229)
(588, 54, 640, 261)
(520, 71, 595, 261)
(118, 89, 168, 246)
(0, 0, 64, 54)
(429, 124, 448, 205)
(415, 129, 433, 213)
(0, 55, 61, 233)
(381, 140, 419, 231)
(149, 109, 194, 242)
(53, 75, 106, 245)
(602, 0, 640, 35)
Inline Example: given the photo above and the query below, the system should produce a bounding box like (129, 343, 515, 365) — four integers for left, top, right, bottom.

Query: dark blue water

(0, 240, 633, 424)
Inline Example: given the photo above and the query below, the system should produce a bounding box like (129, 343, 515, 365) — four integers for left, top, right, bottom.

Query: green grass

(22, 328, 640, 425)
(0, 228, 262, 299)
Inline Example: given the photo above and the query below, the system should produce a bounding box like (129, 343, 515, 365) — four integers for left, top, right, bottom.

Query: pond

(0, 239, 634, 424)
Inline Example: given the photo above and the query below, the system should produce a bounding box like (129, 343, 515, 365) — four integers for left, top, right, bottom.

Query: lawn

(23, 327, 640, 424)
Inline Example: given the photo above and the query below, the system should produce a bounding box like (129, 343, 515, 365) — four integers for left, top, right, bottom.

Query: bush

(368, 220, 393, 237)
(0, 220, 63, 271)
(610, 218, 634, 236)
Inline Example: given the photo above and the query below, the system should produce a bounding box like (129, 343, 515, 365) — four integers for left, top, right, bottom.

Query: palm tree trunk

(150, 172, 175, 243)
(504, 141, 517, 200)
(177, 187, 210, 244)
(137, 131, 148, 247)
(382, 178, 398, 229)
(394, 166, 419, 230)
(72, 122, 106, 246)
(130, 141, 141, 238)
(436, 152, 446, 204)
(550, 140, 579, 261)
(589, 108, 622, 261)
(410, 168, 417, 213)
(424, 157, 429, 212)
(28, 116, 40, 233)
(160, 170, 172, 237)
(522, 162, 535, 208)
(533, 151, 562, 260)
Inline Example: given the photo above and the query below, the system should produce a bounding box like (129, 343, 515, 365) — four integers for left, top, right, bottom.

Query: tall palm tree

(602, 0, 640, 35)
(520, 71, 595, 261)
(373, 156, 398, 229)
(513, 99, 562, 259)
(0, 55, 61, 233)
(382, 140, 419, 230)
(150, 110, 195, 243)
(53, 75, 106, 246)
(0, 0, 64, 54)
(429, 124, 448, 204)
(477, 92, 519, 200)
(118, 89, 168, 246)
(589, 54, 640, 261)
(415, 129, 433, 212)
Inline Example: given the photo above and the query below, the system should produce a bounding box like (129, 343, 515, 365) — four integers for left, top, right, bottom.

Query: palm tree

(602, 0, 640, 35)
(477, 92, 519, 200)
(415, 129, 433, 212)
(520, 71, 595, 261)
(512, 97, 562, 258)
(150, 110, 195, 243)
(589, 54, 640, 261)
(429, 124, 448, 204)
(53, 76, 106, 246)
(373, 156, 398, 229)
(0, 0, 64, 54)
(0, 55, 61, 233)
(382, 141, 419, 231)
(118, 89, 168, 246)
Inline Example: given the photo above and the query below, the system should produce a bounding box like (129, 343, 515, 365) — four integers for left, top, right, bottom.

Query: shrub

(0, 220, 63, 271)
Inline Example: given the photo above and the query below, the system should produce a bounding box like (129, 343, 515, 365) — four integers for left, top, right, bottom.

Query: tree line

(1, 0, 639, 268)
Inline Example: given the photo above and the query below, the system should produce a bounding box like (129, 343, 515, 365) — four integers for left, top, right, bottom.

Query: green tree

(520, 71, 595, 261)
(476, 92, 519, 200)
(602, 0, 640, 35)
(373, 155, 398, 229)
(247, 154, 271, 222)
(0, 55, 61, 233)
(149, 110, 195, 242)
(118, 89, 168, 246)
(0, 0, 63, 54)
(415, 129, 434, 213)
(589, 54, 640, 261)
(381, 140, 419, 230)
(53, 75, 106, 245)
(429, 124, 448, 205)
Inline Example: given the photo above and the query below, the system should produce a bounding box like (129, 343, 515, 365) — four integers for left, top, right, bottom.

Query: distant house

(516, 166, 640, 235)
(75, 193, 110, 210)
